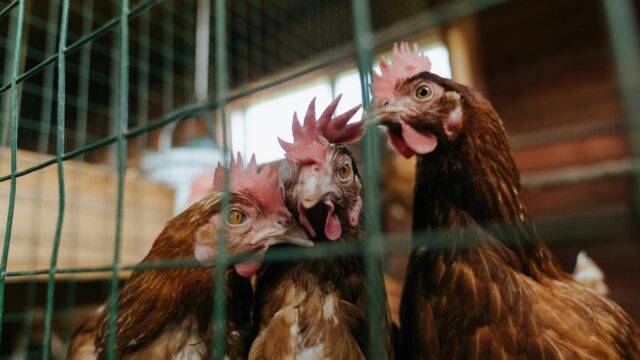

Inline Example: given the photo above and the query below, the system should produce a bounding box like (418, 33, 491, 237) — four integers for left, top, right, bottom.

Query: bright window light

(425, 45, 451, 79)
(231, 81, 333, 164)
(231, 43, 452, 164)
(334, 70, 365, 120)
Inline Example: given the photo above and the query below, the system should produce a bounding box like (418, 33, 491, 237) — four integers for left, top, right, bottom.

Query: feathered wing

(88, 267, 252, 360)
(402, 210, 640, 359)
(93, 269, 206, 359)
(249, 277, 365, 360)
(68, 218, 253, 359)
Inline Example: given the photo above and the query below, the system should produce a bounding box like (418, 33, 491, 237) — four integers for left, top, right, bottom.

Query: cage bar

(0, 1, 18, 20)
(0, 2, 18, 150)
(0, 0, 24, 347)
(18, 1, 62, 357)
(212, 0, 231, 357)
(350, 0, 388, 358)
(41, 1, 70, 358)
(602, 0, 640, 222)
(0, 0, 161, 97)
(0, 0, 637, 358)
(105, 0, 130, 358)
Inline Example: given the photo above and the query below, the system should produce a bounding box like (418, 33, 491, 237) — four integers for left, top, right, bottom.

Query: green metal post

(107, 0, 130, 358)
(0, 2, 18, 150)
(42, 0, 70, 358)
(21, 1, 61, 357)
(351, 0, 387, 358)
(0, 0, 25, 348)
(213, 0, 230, 358)
(602, 0, 640, 223)
(63, 0, 95, 344)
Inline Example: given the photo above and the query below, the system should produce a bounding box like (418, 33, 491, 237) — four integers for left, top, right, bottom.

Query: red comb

(213, 153, 288, 215)
(371, 42, 431, 104)
(278, 95, 363, 165)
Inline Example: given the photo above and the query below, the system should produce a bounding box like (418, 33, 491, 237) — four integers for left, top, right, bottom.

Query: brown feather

(251, 146, 393, 359)
(382, 73, 640, 359)
(67, 193, 253, 360)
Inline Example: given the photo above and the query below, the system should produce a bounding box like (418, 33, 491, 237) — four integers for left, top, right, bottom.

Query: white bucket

(140, 147, 222, 214)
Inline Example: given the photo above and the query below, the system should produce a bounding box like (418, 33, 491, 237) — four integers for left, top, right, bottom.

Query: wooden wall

(477, 0, 640, 319)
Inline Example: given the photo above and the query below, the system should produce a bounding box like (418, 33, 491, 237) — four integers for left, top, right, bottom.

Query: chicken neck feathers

(251, 146, 392, 359)
(402, 79, 640, 358)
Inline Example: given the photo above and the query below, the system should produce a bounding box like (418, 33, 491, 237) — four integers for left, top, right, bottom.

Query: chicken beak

(298, 167, 334, 210)
(234, 224, 312, 278)
(268, 225, 314, 248)
(363, 103, 403, 127)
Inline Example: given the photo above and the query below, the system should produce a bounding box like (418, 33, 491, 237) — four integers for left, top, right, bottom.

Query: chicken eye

(226, 209, 246, 225)
(414, 84, 433, 101)
(338, 163, 352, 180)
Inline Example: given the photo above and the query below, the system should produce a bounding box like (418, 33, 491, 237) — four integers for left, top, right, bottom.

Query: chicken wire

(0, 0, 638, 359)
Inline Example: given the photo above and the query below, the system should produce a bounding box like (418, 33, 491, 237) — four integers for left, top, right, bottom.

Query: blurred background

(0, 0, 639, 358)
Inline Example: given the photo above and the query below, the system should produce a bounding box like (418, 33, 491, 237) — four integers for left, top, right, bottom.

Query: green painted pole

(42, 0, 70, 357)
(0, 0, 25, 349)
(106, 0, 130, 358)
(213, 0, 230, 357)
(351, 0, 387, 358)
(602, 0, 640, 223)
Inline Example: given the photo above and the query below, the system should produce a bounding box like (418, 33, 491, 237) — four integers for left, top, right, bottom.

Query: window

(231, 44, 451, 164)
(231, 81, 334, 163)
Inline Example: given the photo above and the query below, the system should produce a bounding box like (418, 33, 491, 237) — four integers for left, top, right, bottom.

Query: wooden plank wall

(0, 149, 175, 281)
(478, 0, 640, 320)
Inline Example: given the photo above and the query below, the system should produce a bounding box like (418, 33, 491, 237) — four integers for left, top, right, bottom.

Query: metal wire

(41, 2, 70, 357)
(2, 0, 637, 358)
(351, 0, 387, 357)
(0, 1, 521, 355)
(1, 215, 629, 279)
(19, 1, 62, 356)
(213, 0, 230, 356)
(602, 0, 640, 222)
(0, 0, 24, 348)
(0, 0, 17, 19)
(0, 0, 514, 183)
(0, 0, 161, 96)
(105, 0, 130, 358)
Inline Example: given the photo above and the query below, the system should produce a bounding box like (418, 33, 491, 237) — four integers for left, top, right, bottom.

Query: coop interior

(0, 0, 639, 358)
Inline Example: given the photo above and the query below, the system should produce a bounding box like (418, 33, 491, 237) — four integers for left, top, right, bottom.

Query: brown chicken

(249, 96, 393, 359)
(367, 42, 640, 358)
(67, 154, 311, 360)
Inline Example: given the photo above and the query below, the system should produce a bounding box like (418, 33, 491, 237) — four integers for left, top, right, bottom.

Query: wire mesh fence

(0, 0, 638, 358)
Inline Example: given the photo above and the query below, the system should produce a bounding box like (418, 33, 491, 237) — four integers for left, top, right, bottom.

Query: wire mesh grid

(0, 0, 638, 358)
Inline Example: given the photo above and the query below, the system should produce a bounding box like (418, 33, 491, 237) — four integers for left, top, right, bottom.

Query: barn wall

(478, 0, 640, 319)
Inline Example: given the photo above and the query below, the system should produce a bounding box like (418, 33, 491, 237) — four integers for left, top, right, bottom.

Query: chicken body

(68, 155, 311, 360)
(251, 247, 367, 360)
(250, 99, 393, 359)
(67, 193, 253, 360)
(369, 43, 640, 359)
